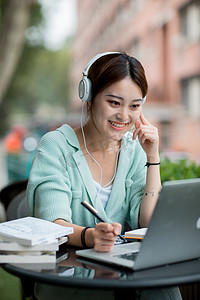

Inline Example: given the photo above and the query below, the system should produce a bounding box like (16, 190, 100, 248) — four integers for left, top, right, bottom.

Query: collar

(56, 124, 80, 149)
(56, 124, 135, 149)
(56, 124, 136, 221)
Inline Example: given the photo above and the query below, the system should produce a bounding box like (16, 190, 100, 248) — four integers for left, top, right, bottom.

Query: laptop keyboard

(114, 251, 138, 261)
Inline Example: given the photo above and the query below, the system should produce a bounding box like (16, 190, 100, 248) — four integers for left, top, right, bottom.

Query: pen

(81, 200, 126, 243)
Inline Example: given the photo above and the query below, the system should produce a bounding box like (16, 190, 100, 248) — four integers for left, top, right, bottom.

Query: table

(2, 245, 200, 299)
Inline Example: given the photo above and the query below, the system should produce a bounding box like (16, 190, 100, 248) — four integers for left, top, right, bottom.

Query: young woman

(27, 52, 183, 300)
(27, 52, 161, 252)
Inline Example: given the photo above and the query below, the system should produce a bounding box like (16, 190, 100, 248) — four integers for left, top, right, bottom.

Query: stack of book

(0, 217, 73, 265)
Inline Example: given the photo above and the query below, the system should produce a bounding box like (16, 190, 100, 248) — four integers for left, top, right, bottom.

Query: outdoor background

(0, 0, 200, 299)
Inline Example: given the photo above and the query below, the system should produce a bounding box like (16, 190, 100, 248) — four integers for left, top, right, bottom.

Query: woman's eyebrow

(106, 94, 124, 100)
(106, 94, 142, 102)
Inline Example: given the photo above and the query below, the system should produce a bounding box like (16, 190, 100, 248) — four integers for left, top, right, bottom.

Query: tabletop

(2, 244, 200, 290)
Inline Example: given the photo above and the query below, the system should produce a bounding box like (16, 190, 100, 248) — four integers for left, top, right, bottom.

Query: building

(70, 0, 200, 162)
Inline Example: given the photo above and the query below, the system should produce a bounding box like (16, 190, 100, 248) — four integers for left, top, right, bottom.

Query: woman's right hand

(93, 222, 122, 252)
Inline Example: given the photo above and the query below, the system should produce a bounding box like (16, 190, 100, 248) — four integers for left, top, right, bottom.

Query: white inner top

(94, 180, 113, 209)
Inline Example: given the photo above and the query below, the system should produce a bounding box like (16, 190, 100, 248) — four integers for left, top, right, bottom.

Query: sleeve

(127, 146, 147, 229)
(26, 131, 73, 223)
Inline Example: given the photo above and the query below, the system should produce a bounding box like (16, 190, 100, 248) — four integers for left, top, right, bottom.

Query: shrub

(160, 158, 200, 183)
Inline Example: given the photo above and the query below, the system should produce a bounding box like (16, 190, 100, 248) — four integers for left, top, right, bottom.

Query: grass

(0, 267, 22, 300)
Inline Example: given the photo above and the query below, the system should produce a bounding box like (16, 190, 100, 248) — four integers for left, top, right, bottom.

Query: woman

(27, 52, 183, 300)
(27, 52, 161, 252)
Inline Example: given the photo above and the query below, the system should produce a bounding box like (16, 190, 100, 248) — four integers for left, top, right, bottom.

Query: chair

(0, 179, 36, 299)
(0, 179, 28, 214)
(6, 190, 29, 221)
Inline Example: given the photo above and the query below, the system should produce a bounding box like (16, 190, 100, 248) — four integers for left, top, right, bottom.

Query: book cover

(0, 217, 73, 246)
(58, 236, 68, 246)
(0, 251, 56, 264)
(0, 236, 68, 251)
(0, 238, 59, 251)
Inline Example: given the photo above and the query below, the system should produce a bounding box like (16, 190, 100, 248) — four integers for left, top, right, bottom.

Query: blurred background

(0, 1, 200, 299)
(0, 0, 200, 199)
(69, 0, 200, 188)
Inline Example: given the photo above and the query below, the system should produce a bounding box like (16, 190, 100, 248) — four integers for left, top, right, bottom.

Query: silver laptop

(76, 178, 200, 271)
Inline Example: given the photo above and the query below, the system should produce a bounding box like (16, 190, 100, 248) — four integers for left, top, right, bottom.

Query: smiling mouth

(108, 120, 129, 130)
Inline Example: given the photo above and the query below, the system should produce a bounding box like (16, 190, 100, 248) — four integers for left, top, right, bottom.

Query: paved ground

(0, 140, 8, 222)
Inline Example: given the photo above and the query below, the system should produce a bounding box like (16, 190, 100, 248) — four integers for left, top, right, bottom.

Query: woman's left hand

(133, 112, 159, 159)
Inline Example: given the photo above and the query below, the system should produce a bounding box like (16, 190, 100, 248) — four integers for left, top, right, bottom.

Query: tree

(0, 1, 72, 135)
(0, 0, 37, 105)
(4, 46, 72, 115)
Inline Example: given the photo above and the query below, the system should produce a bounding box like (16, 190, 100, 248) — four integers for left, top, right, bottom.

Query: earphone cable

(81, 102, 103, 187)
(80, 101, 120, 188)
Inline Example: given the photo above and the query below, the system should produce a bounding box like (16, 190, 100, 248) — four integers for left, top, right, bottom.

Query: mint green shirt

(27, 124, 147, 231)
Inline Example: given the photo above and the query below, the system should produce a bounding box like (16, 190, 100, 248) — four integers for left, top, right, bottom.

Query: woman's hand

(133, 112, 159, 160)
(93, 222, 121, 252)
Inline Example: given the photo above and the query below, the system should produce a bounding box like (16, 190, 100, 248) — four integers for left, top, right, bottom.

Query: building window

(180, 0, 200, 41)
(181, 76, 200, 117)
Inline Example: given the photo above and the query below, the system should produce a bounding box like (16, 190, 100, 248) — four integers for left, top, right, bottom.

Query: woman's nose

(116, 107, 129, 121)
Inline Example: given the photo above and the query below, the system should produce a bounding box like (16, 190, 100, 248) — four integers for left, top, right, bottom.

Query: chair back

(0, 180, 29, 220)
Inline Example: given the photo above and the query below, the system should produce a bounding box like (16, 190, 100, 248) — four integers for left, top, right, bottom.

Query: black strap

(145, 162, 160, 168)
(81, 227, 91, 248)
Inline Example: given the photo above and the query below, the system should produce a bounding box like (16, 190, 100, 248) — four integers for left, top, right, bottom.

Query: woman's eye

(108, 100, 120, 106)
(131, 104, 140, 109)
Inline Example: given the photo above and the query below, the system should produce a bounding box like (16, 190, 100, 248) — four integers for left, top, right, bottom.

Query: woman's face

(90, 77, 143, 141)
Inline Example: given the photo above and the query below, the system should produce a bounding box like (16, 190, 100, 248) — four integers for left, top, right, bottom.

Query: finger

(133, 121, 153, 137)
(95, 222, 113, 233)
(94, 234, 116, 245)
(140, 132, 158, 145)
(112, 222, 122, 236)
(138, 127, 158, 138)
(94, 231, 116, 252)
(133, 121, 141, 139)
(101, 232, 117, 242)
(133, 125, 153, 140)
(134, 123, 158, 138)
(135, 120, 140, 128)
(94, 223, 117, 242)
(140, 112, 152, 126)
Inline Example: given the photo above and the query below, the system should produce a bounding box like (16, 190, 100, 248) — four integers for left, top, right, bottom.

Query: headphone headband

(78, 51, 146, 104)
(82, 52, 120, 76)
(79, 52, 120, 102)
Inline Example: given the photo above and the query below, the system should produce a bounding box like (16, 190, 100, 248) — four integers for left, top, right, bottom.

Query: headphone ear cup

(78, 76, 92, 102)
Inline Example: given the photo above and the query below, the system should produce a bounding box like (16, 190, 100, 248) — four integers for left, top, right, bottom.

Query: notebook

(76, 178, 200, 271)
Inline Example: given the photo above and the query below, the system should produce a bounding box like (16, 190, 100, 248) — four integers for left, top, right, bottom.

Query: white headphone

(78, 52, 120, 102)
(78, 51, 146, 104)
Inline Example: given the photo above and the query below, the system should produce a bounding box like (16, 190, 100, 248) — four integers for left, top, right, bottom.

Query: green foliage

(0, 267, 21, 300)
(4, 45, 71, 114)
(0, 0, 8, 27)
(0, 0, 42, 28)
(0, 1, 72, 134)
(29, 1, 43, 27)
(160, 158, 200, 183)
(0, 43, 72, 135)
